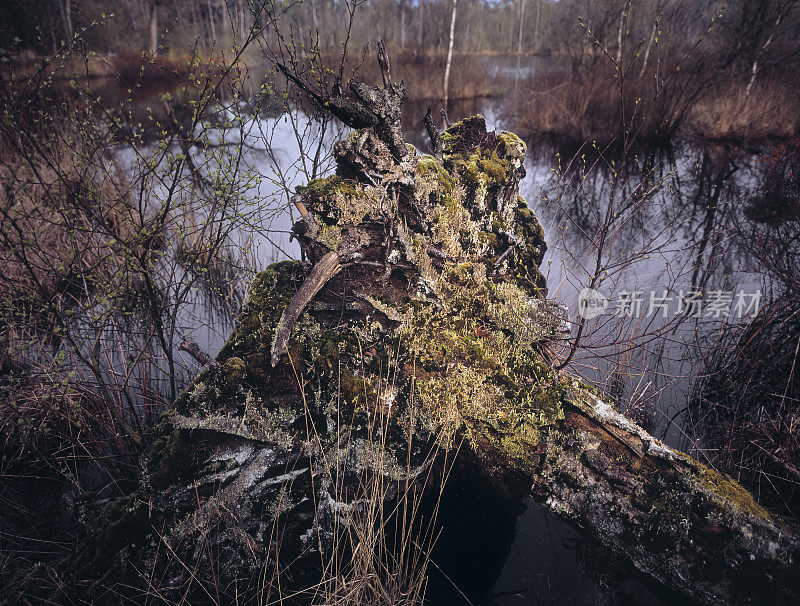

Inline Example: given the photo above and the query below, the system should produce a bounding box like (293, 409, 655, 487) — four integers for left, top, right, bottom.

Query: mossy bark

(78, 115, 799, 605)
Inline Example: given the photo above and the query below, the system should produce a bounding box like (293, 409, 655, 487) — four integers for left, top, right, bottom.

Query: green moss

(162, 116, 562, 516)
(219, 357, 246, 390)
(171, 262, 304, 416)
(393, 254, 566, 458)
(218, 261, 303, 361)
(440, 114, 488, 155)
(296, 175, 359, 202)
(415, 154, 455, 207)
(643, 482, 693, 541)
(338, 369, 379, 411)
(498, 131, 526, 162)
(416, 154, 439, 174)
(477, 151, 508, 183)
(143, 416, 203, 489)
(696, 464, 770, 521)
(170, 117, 560, 470)
(512, 197, 548, 296)
(294, 175, 373, 227)
(242, 391, 298, 439)
(315, 222, 343, 250)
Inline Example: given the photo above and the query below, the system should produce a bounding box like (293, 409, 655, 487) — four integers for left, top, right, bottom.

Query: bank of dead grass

(510, 68, 800, 146)
(688, 81, 800, 141)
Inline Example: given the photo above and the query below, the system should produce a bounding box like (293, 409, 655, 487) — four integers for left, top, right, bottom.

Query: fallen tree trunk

(67, 53, 799, 606)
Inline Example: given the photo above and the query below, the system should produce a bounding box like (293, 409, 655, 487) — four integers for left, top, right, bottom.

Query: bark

(270, 251, 341, 366)
(179, 339, 219, 368)
(72, 49, 800, 606)
(423, 106, 443, 161)
(277, 40, 407, 162)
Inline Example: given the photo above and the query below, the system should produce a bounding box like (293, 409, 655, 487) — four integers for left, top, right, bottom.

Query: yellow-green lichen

(296, 176, 381, 227)
(397, 257, 565, 460)
(498, 131, 527, 165)
(696, 464, 770, 522)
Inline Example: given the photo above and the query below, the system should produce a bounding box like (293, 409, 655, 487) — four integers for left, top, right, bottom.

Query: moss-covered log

(72, 72, 799, 605)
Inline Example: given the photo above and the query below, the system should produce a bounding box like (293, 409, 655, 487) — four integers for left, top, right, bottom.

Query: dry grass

(0, 54, 248, 602)
(325, 50, 502, 103)
(0, 150, 149, 318)
(175, 228, 254, 313)
(12, 49, 197, 81)
(689, 302, 800, 517)
(508, 64, 702, 148)
(689, 140, 800, 517)
(688, 81, 800, 142)
(297, 364, 447, 606)
(511, 65, 800, 147)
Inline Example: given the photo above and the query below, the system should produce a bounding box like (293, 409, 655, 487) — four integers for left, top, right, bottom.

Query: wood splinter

(179, 339, 219, 368)
(270, 251, 341, 367)
(291, 195, 309, 219)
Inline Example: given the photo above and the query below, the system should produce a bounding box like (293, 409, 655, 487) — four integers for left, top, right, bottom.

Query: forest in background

(3, 0, 800, 142)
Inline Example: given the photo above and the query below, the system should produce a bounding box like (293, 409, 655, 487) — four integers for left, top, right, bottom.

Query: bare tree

(418, 0, 424, 48)
(206, 0, 217, 43)
(515, 0, 527, 90)
(57, 0, 73, 45)
(741, 0, 799, 104)
(148, 0, 160, 53)
(443, 0, 457, 115)
(638, 0, 665, 77)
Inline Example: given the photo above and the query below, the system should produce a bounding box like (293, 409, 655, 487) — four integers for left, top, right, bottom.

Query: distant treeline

(2, 1, 799, 69)
(3, 1, 800, 141)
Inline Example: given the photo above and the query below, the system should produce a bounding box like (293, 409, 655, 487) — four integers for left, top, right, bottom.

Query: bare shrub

(689, 140, 800, 515)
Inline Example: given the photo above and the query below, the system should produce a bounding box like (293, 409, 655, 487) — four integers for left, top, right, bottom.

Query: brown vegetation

(0, 32, 260, 584)
(509, 62, 800, 147)
(509, 65, 701, 147)
(688, 81, 800, 141)
(2, 1, 800, 602)
(690, 140, 800, 516)
(0, 135, 150, 321)
(340, 50, 501, 102)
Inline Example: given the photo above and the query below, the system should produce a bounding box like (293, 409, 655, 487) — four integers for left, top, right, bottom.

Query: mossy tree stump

(78, 57, 799, 606)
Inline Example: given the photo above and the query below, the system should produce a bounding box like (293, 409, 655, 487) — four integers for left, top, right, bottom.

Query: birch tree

(443, 0, 457, 116)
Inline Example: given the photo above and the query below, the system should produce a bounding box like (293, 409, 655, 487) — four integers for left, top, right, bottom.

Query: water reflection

(490, 500, 670, 606)
(521, 140, 766, 450)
